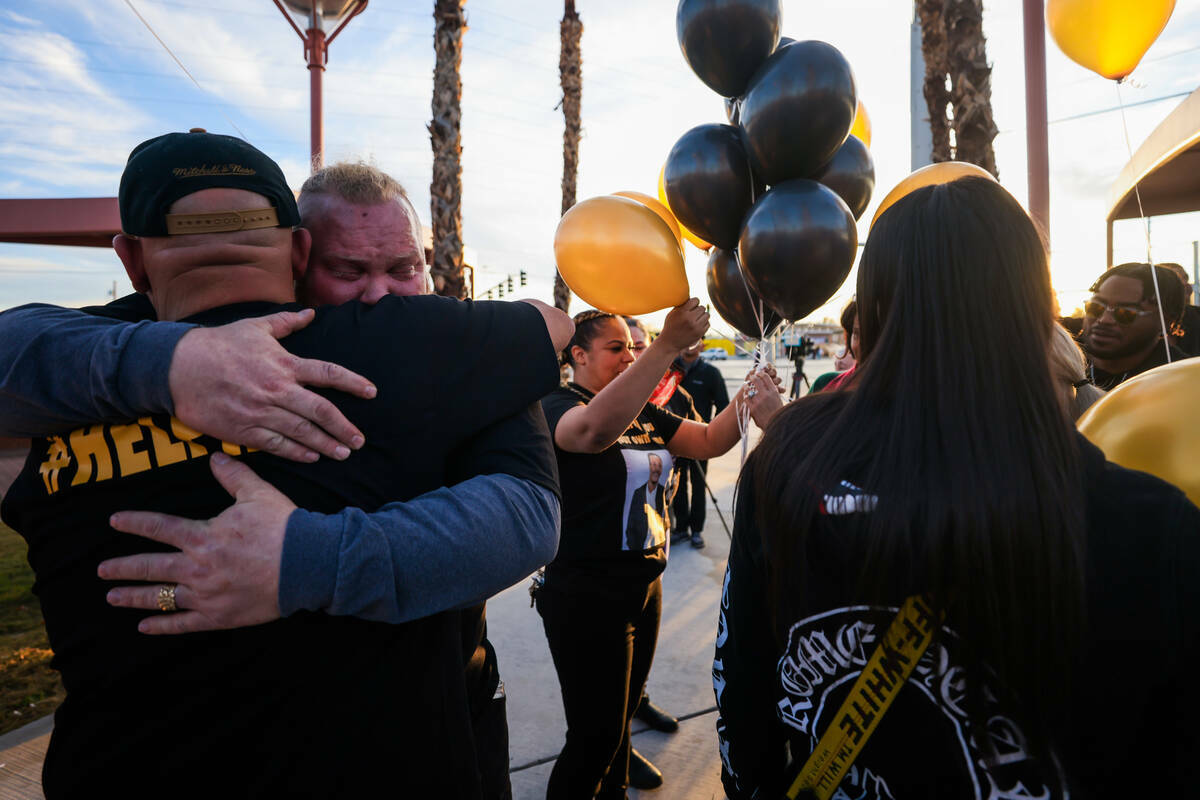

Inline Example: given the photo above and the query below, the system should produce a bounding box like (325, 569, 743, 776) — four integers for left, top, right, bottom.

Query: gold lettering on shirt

(38, 436, 71, 493)
(143, 416, 188, 467)
(69, 426, 113, 486)
(37, 416, 254, 496)
(171, 419, 208, 458)
(110, 421, 152, 477)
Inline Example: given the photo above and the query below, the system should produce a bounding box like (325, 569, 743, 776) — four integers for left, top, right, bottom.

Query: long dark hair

(749, 177, 1086, 750)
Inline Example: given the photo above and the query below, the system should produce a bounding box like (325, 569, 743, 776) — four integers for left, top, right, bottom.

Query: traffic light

(485, 290, 493, 300)
(498, 285, 505, 298)
(519, 270, 527, 287)
(507, 276, 514, 293)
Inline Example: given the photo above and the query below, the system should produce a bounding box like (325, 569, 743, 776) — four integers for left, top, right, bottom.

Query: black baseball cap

(118, 129, 301, 237)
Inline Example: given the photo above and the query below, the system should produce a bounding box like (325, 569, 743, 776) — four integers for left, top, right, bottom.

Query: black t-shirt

(540, 383, 684, 593)
(715, 428, 1200, 799)
(1, 295, 559, 799)
(1088, 340, 1189, 391)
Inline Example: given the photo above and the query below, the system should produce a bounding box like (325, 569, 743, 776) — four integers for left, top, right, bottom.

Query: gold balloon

(658, 164, 712, 252)
(850, 100, 872, 148)
(870, 161, 997, 228)
(1047, 0, 1175, 80)
(554, 195, 689, 315)
(612, 190, 683, 247)
(1078, 359, 1200, 506)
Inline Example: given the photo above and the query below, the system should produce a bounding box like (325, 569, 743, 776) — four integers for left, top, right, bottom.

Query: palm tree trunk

(430, 0, 466, 298)
(554, 0, 583, 313)
(917, 0, 952, 163)
(917, 0, 998, 176)
(944, 0, 998, 177)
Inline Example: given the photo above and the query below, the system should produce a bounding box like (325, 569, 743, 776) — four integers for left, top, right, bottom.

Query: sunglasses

(1084, 300, 1153, 326)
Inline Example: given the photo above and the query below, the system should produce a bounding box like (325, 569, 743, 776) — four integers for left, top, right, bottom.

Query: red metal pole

(307, 26, 327, 171)
(1023, 0, 1050, 243)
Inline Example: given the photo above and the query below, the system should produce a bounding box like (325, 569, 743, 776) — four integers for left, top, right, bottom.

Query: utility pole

(1022, 0, 1050, 241)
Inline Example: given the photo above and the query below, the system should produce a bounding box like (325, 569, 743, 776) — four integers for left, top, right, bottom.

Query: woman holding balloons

(713, 176, 1200, 799)
(535, 299, 781, 799)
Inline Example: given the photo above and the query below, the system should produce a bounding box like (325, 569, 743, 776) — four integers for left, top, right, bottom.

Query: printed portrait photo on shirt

(620, 447, 674, 552)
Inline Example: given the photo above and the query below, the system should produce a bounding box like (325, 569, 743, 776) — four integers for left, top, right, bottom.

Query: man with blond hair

(297, 161, 434, 304)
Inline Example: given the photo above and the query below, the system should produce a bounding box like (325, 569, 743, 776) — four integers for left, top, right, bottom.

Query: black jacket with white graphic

(714, 434, 1200, 799)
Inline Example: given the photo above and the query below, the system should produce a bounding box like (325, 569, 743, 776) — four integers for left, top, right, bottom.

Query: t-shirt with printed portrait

(540, 383, 685, 594)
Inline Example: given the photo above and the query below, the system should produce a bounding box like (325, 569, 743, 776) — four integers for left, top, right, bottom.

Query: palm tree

(917, 0, 998, 176)
(917, 0, 952, 162)
(430, 0, 467, 298)
(553, 0, 583, 313)
(943, 0, 998, 175)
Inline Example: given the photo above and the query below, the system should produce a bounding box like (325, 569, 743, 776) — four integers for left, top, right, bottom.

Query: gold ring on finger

(157, 584, 178, 612)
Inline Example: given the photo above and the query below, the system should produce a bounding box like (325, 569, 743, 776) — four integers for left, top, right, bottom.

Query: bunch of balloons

(553, 0, 876, 329)
(664, 0, 874, 337)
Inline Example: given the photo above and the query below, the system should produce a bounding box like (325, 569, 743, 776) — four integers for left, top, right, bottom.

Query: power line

(123, 0, 250, 140)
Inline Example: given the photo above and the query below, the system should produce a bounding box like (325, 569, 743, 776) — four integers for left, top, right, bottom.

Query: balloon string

(1116, 80, 1172, 365)
(732, 248, 768, 340)
(730, 249, 769, 463)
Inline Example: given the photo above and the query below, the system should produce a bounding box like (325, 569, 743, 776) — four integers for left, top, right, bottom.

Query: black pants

(536, 578, 663, 800)
(473, 685, 511, 800)
(671, 458, 707, 535)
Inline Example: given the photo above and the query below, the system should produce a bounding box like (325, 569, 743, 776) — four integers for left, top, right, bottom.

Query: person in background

(810, 299, 858, 394)
(788, 339, 809, 398)
(1079, 262, 1187, 391)
(618, 315, 682, 789)
(714, 176, 1200, 799)
(1162, 262, 1200, 356)
(536, 304, 780, 800)
(669, 340, 730, 549)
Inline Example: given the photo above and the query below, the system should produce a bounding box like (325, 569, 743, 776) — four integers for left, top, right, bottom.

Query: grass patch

(0, 521, 62, 736)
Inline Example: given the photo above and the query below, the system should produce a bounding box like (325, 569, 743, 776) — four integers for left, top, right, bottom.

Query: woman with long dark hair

(537, 300, 781, 799)
(714, 177, 1200, 799)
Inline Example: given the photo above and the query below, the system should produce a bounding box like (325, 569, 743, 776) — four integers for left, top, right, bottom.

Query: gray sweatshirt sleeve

(0, 304, 192, 436)
(279, 473, 560, 623)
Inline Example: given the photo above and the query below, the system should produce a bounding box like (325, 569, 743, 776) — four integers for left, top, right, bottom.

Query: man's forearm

(0, 304, 189, 436)
(279, 474, 560, 623)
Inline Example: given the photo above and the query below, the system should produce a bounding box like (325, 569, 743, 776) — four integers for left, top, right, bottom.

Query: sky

(1, 0, 1198, 335)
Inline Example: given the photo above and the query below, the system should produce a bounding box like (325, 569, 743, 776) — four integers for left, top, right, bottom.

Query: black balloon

(706, 247, 782, 338)
(677, 0, 782, 98)
(738, 180, 858, 321)
(664, 123, 756, 250)
(814, 135, 875, 220)
(739, 40, 857, 185)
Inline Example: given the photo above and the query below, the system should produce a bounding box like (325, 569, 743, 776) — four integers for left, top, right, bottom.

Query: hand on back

(169, 309, 377, 462)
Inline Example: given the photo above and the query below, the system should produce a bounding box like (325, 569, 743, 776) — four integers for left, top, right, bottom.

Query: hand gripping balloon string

(1116, 80, 1172, 365)
(739, 339, 767, 465)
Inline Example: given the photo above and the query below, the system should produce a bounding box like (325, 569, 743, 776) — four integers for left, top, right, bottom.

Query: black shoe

(635, 697, 679, 732)
(690, 532, 706, 549)
(628, 748, 663, 790)
(670, 529, 690, 545)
